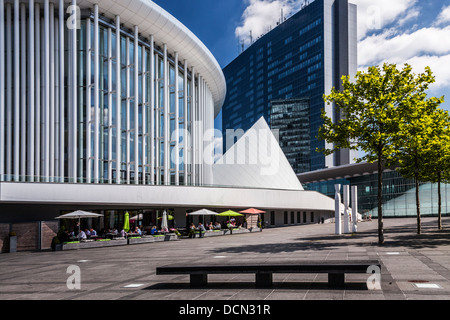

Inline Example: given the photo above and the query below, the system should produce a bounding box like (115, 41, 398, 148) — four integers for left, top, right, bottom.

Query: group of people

(188, 219, 243, 238)
(188, 222, 207, 238)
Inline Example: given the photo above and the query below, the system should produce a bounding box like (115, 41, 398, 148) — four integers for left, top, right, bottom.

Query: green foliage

(319, 63, 442, 242)
(319, 63, 436, 166)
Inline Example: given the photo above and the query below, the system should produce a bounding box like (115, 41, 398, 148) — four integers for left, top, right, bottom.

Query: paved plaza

(1, 217, 450, 301)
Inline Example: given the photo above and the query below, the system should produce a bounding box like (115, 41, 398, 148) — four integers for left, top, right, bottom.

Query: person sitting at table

(120, 229, 127, 237)
(85, 228, 91, 237)
(77, 229, 87, 240)
(207, 222, 213, 231)
(89, 228, 97, 236)
(135, 226, 142, 235)
(150, 225, 158, 235)
(214, 222, 221, 230)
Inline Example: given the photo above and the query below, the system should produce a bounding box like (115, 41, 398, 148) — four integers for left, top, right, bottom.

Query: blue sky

(153, 0, 450, 121)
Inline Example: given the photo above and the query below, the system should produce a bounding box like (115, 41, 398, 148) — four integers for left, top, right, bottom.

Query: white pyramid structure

(213, 117, 304, 191)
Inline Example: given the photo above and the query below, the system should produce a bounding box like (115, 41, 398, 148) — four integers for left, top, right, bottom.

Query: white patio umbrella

(55, 210, 104, 230)
(161, 210, 169, 232)
(187, 209, 218, 216)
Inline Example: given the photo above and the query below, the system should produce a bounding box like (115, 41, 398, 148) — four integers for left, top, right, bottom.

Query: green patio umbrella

(217, 210, 244, 217)
(123, 212, 130, 233)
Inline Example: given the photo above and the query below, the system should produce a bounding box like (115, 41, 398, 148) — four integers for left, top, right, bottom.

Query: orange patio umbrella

(239, 208, 266, 214)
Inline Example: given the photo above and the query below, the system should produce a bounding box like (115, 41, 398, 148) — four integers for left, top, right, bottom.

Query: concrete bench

(156, 260, 381, 288)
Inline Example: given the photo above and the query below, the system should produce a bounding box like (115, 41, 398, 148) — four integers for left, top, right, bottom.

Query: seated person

(150, 225, 158, 235)
(77, 229, 87, 240)
(134, 226, 142, 235)
(214, 222, 221, 230)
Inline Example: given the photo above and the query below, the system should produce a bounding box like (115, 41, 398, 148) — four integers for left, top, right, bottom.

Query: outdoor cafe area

(53, 208, 264, 251)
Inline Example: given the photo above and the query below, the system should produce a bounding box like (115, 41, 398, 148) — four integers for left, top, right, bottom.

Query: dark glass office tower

(270, 98, 311, 173)
(222, 0, 357, 173)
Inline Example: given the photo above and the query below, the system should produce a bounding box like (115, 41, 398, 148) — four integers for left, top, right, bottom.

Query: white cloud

(349, 0, 418, 39)
(235, 0, 307, 45)
(435, 5, 450, 26)
(404, 54, 450, 90)
(359, 26, 450, 66)
(358, 24, 450, 91)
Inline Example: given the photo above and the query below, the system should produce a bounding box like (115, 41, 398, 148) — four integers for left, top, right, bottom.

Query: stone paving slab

(1, 217, 450, 302)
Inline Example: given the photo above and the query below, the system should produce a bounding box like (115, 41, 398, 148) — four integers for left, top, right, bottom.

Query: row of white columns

(335, 184, 358, 235)
(0, 1, 214, 186)
(0, 0, 66, 183)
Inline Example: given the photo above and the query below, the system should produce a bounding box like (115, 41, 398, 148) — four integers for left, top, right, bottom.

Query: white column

(49, 3, 55, 182)
(20, 3, 27, 181)
(183, 60, 188, 186)
(27, 0, 35, 182)
(54, 17, 60, 180)
(34, 3, 40, 180)
(154, 54, 159, 185)
(141, 39, 147, 185)
(335, 184, 342, 235)
(0, 0, 4, 181)
(86, 20, 91, 183)
(174, 52, 179, 186)
(93, 4, 99, 184)
(44, 0, 51, 182)
(352, 186, 358, 233)
(115, 16, 121, 184)
(69, 0, 77, 182)
(191, 67, 196, 186)
(134, 26, 139, 185)
(59, 0, 65, 182)
(126, 37, 131, 184)
(198, 76, 203, 185)
(107, 28, 113, 184)
(13, 0, 20, 182)
(6, 4, 12, 181)
(343, 184, 350, 233)
(163, 44, 169, 185)
(149, 35, 155, 185)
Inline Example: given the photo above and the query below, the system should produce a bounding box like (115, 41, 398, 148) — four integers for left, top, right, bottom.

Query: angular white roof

(77, 0, 226, 116)
(213, 117, 304, 191)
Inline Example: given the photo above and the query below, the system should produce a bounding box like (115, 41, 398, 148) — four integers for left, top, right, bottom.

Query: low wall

(60, 234, 179, 251)
(193, 228, 262, 238)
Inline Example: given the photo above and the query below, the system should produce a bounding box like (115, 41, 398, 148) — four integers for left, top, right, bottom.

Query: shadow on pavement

(144, 281, 369, 291)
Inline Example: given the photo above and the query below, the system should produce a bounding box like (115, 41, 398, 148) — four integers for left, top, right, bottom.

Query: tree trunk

(415, 174, 421, 235)
(377, 158, 384, 245)
(438, 171, 442, 230)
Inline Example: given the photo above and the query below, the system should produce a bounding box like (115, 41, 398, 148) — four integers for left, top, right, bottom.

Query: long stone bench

(156, 260, 381, 288)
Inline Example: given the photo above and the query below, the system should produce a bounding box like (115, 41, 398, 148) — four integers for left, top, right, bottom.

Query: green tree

(394, 93, 445, 235)
(420, 108, 450, 230)
(319, 63, 437, 244)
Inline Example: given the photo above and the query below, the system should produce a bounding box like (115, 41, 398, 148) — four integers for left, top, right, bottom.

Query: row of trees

(319, 63, 450, 245)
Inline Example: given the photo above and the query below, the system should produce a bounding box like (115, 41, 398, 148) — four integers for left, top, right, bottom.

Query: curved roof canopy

(77, 0, 226, 116)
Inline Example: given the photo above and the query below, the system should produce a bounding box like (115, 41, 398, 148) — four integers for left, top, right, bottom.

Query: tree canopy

(319, 63, 441, 244)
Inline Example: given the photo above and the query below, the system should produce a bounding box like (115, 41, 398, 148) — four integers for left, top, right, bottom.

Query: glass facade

(270, 98, 311, 173)
(222, 0, 357, 173)
(304, 171, 450, 218)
